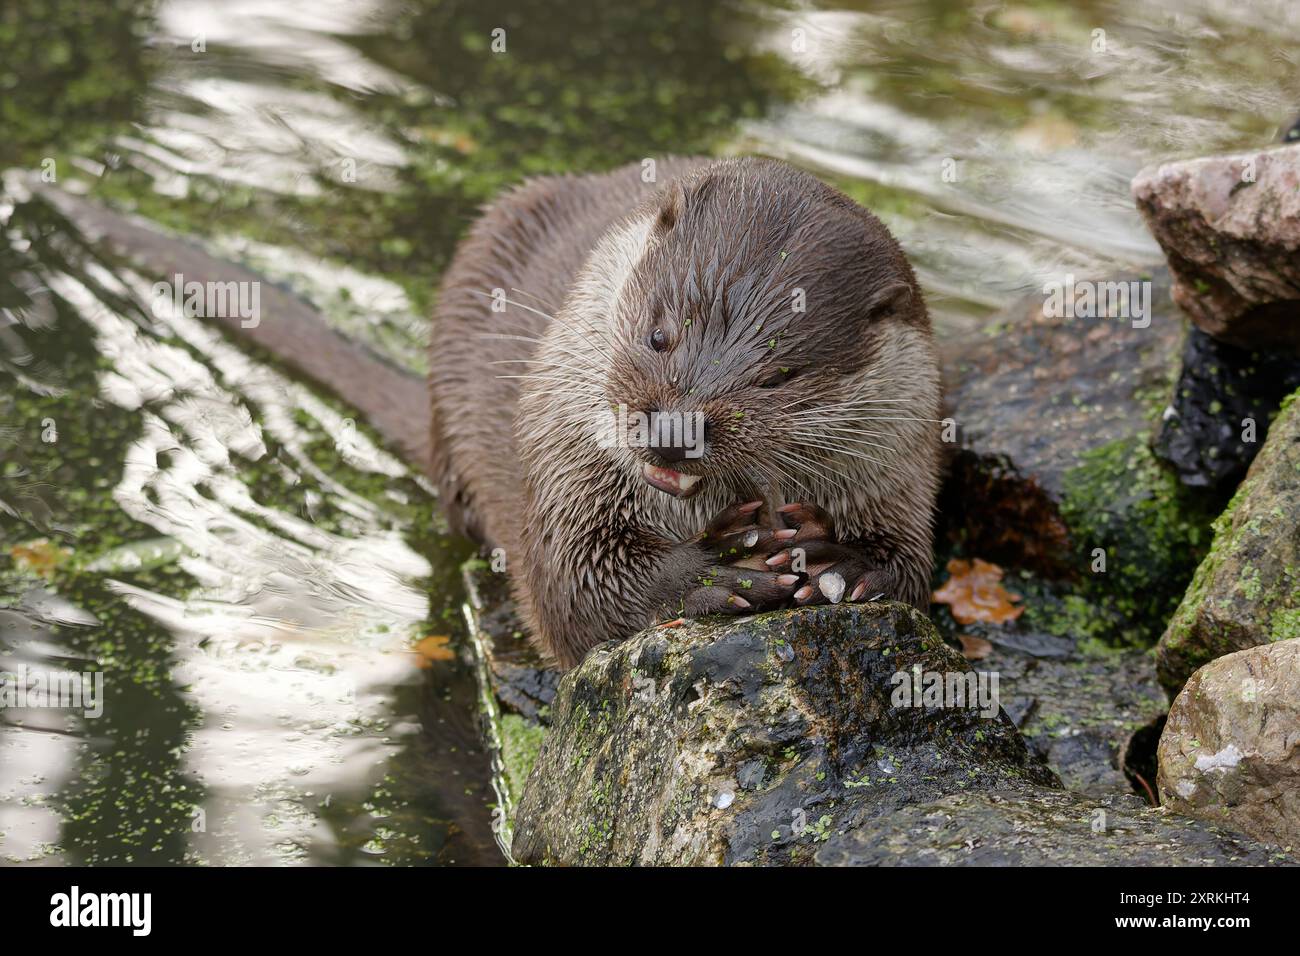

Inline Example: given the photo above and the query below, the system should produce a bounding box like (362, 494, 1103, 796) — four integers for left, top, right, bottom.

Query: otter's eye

(648, 327, 669, 352)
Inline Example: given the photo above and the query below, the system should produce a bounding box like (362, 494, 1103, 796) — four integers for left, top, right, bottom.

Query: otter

(429, 157, 942, 669)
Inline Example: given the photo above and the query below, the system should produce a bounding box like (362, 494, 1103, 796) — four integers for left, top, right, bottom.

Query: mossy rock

(511, 602, 1284, 866)
(1156, 389, 1300, 694)
(512, 603, 1056, 866)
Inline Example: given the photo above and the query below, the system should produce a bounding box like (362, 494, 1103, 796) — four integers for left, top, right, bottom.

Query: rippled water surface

(2, 0, 1298, 865)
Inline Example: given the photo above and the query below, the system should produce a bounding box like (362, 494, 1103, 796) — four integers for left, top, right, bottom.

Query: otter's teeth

(642, 463, 701, 497)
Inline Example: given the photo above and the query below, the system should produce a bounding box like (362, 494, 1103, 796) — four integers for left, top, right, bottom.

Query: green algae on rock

(460, 562, 556, 858)
(511, 602, 1060, 866)
(510, 603, 1287, 866)
(1156, 389, 1300, 695)
(462, 564, 559, 724)
(1056, 435, 1218, 645)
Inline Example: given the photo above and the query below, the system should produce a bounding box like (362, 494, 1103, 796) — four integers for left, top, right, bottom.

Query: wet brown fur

(430, 157, 942, 668)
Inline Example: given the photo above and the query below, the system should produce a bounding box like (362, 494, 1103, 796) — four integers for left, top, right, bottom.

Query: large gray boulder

(1132, 143, 1300, 353)
(1158, 640, 1300, 849)
(511, 604, 1282, 866)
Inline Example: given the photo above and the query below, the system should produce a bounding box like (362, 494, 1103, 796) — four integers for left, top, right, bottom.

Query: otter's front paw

(766, 503, 894, 606)
(676, 500, 802, 617)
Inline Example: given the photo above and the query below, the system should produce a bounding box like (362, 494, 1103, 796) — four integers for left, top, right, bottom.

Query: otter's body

(430, 157, 942, 668)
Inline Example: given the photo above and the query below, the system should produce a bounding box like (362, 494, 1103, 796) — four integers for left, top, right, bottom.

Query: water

(2, 0, 1297, 866)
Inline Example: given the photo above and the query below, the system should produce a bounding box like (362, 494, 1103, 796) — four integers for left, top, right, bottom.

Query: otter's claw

(681, 567, 801, 618)
(695, 500, 791, 571)
(774, 502, 896, 606)
(672, 499, 808, 617)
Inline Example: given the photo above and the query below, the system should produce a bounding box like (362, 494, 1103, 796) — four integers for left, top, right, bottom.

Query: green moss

(1162, 478, 1251, 653)
(1153, 388, 1300, 694)
(1270, 608, 1300, 642)
(1020, 586, 1116, 645)
(499, 714, 547, 808)
(1051, 435, 1217, 646)
(1238, 565, 1263, 601)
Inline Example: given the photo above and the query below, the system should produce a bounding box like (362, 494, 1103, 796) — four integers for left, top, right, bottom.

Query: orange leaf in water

(11, 539, 71, 579)
(413, 634, 456, 667)
(931, 558, 1024, 626)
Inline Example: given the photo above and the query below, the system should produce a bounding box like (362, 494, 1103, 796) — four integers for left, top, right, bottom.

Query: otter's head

(593, 158, 937, 503)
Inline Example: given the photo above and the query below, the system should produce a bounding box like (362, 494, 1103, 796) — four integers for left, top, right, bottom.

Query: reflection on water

(745, 0, 1300, 326)
(2, 0, 1299, 865)
(1, 179, 493, 864)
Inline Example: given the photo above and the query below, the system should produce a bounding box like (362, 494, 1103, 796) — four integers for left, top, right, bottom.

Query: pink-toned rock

(1132, 144, 1300, 352)
(1158, 640, 1300, 848)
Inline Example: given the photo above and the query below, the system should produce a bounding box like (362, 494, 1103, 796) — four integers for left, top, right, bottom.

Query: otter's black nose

(654, 442, 690, 462)
(646, 409, 707, 462)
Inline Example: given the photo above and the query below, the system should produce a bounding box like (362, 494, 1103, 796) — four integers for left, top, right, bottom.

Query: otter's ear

(864, 280, 913, 320)
(655, 175, 715, 235)
(655, 183, 685, 234)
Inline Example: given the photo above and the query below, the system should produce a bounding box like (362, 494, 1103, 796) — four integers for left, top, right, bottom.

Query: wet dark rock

(980, 633, 1167, 798)
(814, 789, 1284, 866)
(463, 565, 559, 724)
(939, 270, 1186, 577)
(1156, 391, 1300, 695)
(1131, 143, 1300, 354)
(1154, 327, 1300, 490)
(510, 602, 1284, 866)
(1158, 640, 1300, 848)
(980, 628, 1074, 659)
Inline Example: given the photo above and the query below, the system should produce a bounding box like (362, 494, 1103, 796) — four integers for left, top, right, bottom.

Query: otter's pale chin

(642, 463, 702, 498)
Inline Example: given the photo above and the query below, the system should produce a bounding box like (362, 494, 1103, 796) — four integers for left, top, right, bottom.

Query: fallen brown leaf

(932, 557, 1024, 626)
(957, 634, 994, 660)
